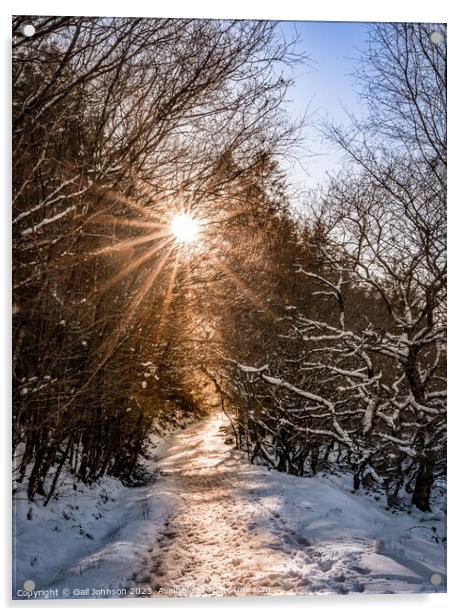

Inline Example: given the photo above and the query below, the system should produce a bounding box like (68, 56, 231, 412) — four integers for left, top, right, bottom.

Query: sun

(171, 213, 200, 243)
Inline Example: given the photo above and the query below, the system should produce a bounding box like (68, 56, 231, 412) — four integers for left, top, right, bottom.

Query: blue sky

(277, 21, 370, 193)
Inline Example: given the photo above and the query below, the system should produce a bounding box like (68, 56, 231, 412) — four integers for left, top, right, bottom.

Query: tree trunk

(412, 459, 434, 512)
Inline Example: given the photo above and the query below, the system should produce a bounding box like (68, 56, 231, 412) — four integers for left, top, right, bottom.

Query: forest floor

(14, 413, 446, 599)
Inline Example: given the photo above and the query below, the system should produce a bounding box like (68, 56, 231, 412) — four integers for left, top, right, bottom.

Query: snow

(20, 205, 76, 236)
(13, 413, 446, 600)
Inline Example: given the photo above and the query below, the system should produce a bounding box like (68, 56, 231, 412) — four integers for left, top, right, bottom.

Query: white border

(1, 0, 451, 21)
(2, 1, 463, 614)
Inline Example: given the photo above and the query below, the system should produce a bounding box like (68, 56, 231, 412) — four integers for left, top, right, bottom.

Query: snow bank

(13, 413, 446, 599)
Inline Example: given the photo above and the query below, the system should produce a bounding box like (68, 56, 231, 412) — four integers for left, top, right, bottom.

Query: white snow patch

(13, 413, 446, 600)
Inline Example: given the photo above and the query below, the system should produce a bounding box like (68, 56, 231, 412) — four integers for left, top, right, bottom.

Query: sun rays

(85, 184, 273, 338)
(84, 183, 204, 327)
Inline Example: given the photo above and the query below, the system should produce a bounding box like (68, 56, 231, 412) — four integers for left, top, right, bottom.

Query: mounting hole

(429, 31, 443, 45)
(23, 579, 36, 592)
(20, 24, 35, 37)
(430, 573, 442, 586)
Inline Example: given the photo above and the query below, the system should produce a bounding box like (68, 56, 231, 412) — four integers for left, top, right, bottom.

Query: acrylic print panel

(12, 16, 447, 599)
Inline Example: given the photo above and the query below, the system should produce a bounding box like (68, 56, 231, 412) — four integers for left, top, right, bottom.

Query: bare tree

(234, 23, 446, 512)
(12, 16, 302, 501)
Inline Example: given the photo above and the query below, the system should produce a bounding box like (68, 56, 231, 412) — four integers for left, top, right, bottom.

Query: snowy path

(14, 412, 446, 599)
(131, 413, 446, 596)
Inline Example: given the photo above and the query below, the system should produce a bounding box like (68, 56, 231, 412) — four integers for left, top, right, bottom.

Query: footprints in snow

(131, 419, 373, 596)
